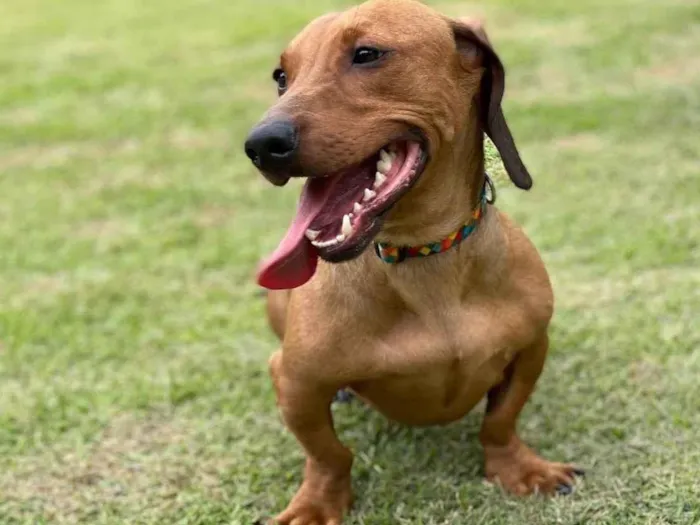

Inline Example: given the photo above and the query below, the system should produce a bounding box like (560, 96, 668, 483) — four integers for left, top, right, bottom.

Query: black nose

(244, 119, 299, 173)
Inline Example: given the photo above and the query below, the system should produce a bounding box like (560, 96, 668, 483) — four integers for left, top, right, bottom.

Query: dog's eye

(352, 46, 386, 65)
(273, 68, 288, 93)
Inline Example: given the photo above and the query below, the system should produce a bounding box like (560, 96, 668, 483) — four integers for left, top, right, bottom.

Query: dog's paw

(273, 507, 343, 525)
(484, 438, 584, 496)
(273, 502, 346, 525)
(273, 477, 352, 525)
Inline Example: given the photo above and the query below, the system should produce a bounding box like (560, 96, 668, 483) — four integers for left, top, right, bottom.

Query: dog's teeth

(373, 171, 387, 189)
(363, 188, 376, 202)
(311, 237, 340, 248)
(377, 157, 392, 174)
(341, 214, 353, 237)
(377, 150, 393, 174)
(353, 202, 363, 213)
(305, 229, 320, 240)
(336, 234, 346, 242)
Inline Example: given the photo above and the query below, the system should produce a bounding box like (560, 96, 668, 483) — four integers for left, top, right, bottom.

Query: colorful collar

(374, 174, 495, 264)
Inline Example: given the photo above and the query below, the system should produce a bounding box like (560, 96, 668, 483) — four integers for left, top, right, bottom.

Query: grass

(0, 0, 699, 523)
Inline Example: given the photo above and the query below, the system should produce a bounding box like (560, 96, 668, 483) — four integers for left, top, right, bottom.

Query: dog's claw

(555, 484, 574, 496)
(333, 389, 354, 403)
(573, 467, 586, 478)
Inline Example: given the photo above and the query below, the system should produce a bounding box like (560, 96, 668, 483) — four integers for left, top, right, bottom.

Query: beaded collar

(374, 174, 495, 264)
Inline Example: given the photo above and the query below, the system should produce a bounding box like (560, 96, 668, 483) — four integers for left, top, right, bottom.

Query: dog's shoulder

(495, 210, 554, 327)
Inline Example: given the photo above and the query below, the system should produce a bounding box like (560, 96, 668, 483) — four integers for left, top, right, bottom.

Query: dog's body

(245, 1, 579, 522)
(269, 209, 551, 426)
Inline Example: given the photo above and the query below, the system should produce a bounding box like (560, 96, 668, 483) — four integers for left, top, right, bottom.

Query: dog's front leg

(269, 351, 353, 525)
(478, 336, 583, 496)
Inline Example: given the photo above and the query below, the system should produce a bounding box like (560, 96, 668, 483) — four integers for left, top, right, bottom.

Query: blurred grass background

(0, 0, 698, 523)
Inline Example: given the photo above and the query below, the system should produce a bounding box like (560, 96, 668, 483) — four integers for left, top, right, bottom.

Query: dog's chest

(377, 308, 503, 370)
(350, 305, 515, 425)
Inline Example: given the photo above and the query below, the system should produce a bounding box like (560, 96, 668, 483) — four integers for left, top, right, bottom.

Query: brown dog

(244, 0, 581, 522)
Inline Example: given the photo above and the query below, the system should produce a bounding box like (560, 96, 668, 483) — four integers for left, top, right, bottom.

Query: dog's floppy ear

(450, 17, 532, 190)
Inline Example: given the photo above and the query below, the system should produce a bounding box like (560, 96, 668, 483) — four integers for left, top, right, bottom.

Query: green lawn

(0, 0, 699, 523)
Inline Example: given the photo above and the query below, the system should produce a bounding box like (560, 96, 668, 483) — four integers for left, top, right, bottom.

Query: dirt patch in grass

(75, 218, 135, 238)
(0, 141, 141, 171)
(0, 414, 231, 523)
(166, 126, 230, 152)
(554, 133, 605, 152)
(638, 56, 700, 87)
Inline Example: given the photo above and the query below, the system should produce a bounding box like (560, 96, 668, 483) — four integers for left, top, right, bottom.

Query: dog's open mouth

(257, 140, 427, 289)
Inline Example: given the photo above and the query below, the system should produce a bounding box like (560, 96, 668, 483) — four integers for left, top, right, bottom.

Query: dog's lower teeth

(373, 171, 387, 189)
(312, 237, 338, 248)
(353, 202, 363, 213)
(311, 222, 352, 248)
(305, 229, 320, 240)
(363, 188, 376, 202)
(377, 158, 392, 174)
(341, 214, 353, 236)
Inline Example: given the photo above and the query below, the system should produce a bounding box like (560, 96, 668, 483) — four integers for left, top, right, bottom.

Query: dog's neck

(378, 110, 485, 246)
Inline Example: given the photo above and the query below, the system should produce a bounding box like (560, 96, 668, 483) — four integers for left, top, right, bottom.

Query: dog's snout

(244, 119, 299, 174)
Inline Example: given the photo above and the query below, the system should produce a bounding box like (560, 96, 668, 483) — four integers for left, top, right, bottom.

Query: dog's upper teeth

(373, 171, 387, 189)
(341, 214, 353, 237)
(336, 233, 346, 242)
(353, 202, 363, 213)
(377, 159, 392, 174)
(377, 150, 393, 174)
(363, 188, 376, 202)
(305, 229, 320, 240)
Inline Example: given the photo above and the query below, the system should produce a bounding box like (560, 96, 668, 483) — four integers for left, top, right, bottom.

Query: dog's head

(245, 0, 531, 290)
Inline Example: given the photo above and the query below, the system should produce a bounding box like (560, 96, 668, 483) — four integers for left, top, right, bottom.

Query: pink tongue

(256, 177, 337, 290)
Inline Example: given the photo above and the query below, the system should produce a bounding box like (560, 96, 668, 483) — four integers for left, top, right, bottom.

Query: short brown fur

(253, 1, 580, 522)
